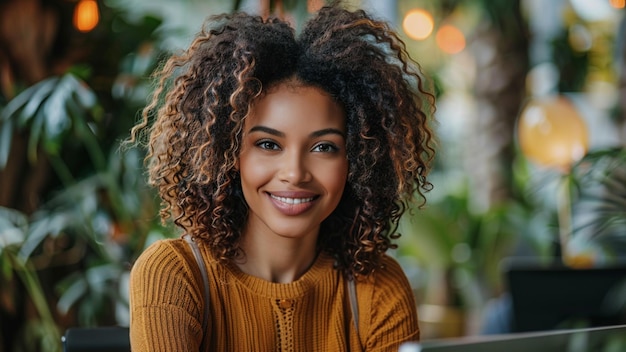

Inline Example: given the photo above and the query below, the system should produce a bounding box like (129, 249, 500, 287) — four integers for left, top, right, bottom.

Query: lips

(267, 191, 319, 216)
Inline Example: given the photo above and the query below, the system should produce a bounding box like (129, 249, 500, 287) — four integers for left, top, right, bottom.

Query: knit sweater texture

(129, 238, 419, 351)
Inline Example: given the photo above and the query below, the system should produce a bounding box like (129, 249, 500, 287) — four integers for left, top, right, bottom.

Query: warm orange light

(517, 96, 589, 171)
(610, 0, 625, 9)
(74, 0, 99, 32)
(436, 25, 465, 54)
(402, 9, 434, 40)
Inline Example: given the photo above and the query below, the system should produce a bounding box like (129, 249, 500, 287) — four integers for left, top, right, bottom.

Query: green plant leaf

(67, 74, 97, 109)
(0, 80, 41, 123)
(27, 107, 46, 163)
(19, 77, 59, 126)
(0, 116, 13, 168)
(43, 77, 72, 143)
(86, 263, 121, 290)
(1, 252, 14, 281)
(67, 64, 93, 81)
(57, 275, 87, 314)
(18, 212, 70, 259)
(0, 207, 27, 224)
(570, 148, 626, 260)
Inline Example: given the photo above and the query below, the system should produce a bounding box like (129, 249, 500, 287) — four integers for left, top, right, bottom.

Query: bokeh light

(403, 9, 434, 40)
(570, 0, 615, 22)
(73, 0, 100, 32)
(436, 25, 466, 54)
(568, 24, 592, 52)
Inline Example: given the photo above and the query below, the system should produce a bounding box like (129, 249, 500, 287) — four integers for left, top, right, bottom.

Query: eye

(312, 143, 339, 153)
(256, 140, 281, 150)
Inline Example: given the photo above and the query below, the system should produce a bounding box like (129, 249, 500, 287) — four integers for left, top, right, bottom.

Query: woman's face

(238, 82, 348, 241)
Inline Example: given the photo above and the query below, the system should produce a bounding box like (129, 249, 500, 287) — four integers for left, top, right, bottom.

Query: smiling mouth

(269, 194, 316, 204)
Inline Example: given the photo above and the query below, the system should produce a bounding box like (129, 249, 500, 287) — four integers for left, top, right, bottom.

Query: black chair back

(62, 326, 130, 352)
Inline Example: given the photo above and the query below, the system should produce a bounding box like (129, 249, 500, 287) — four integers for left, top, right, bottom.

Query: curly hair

(130, 3, 436, 278)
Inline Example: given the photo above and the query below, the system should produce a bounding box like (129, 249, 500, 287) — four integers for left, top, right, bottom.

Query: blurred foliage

(398, 178, 520, 308)
(395, 2, 625, 339)
(0, 2, 168, 351)
(569, 148, 626, 262)
(0, 73, 99, 170)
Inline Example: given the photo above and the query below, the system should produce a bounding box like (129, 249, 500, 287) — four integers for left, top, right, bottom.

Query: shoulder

(354, 253, 415, 307)
(129, 238, 208, 349)
(130, 238, 202, 290)
(131, 238, 192, 272)
(129, 238, 211, 309)
(365, 254, 412, 288)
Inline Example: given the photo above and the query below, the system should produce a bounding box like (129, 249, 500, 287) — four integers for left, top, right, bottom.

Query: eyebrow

(248, 126, 346, 139)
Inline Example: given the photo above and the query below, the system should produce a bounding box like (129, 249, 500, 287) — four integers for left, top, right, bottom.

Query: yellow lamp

(517, 95, 589, 171)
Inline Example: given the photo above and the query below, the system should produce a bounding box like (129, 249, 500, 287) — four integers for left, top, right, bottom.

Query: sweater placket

(273, 298, 296, 352)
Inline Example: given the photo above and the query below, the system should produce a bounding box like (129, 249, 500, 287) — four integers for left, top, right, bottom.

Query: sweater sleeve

(129, 239, 205, 351)
(360, 255, 420, 351)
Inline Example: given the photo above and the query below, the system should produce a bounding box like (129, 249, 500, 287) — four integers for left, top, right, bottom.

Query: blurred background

(1, 0, 625, 351)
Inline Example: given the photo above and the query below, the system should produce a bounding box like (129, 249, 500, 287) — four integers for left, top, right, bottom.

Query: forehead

(246, 82, 345, 130)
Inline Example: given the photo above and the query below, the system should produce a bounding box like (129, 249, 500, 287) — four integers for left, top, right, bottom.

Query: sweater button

(279, 299, 293, 309)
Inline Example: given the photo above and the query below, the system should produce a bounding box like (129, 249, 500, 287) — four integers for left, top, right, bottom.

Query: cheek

(239, 156, 270, 187)
(323, 160, 349, 196)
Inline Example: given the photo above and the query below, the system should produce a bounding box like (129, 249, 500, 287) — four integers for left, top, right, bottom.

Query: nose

(277, 149, 312, 185)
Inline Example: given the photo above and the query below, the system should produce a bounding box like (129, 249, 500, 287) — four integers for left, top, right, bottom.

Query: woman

(129, 2, 435, 351)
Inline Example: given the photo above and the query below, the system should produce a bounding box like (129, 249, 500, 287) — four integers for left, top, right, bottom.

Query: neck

(237, 228, 319, 284)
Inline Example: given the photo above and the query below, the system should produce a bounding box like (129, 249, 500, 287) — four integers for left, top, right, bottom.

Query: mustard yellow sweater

(129, 238, 419, 351)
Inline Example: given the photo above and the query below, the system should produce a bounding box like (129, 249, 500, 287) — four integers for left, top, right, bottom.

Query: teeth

(270, 195, 315, 204)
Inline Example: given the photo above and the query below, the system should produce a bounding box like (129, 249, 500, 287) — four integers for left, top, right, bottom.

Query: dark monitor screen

(400, 324, 626, 352)
(503, 258, 626, 333)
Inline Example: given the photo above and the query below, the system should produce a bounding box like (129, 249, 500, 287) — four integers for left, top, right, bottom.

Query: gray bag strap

(348, 278, 359, 333)
(183, 234, 210, 351)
